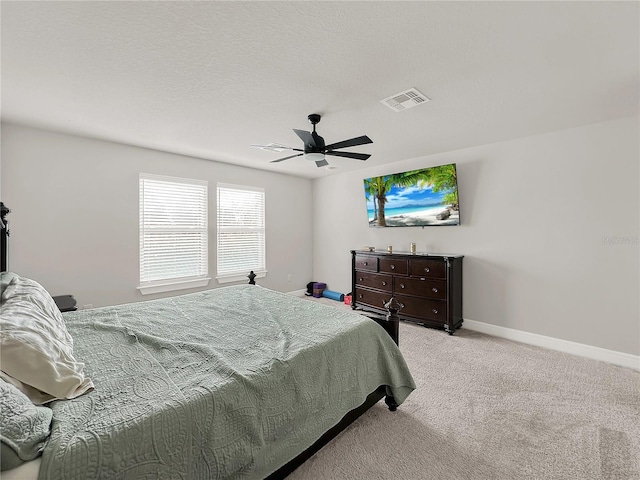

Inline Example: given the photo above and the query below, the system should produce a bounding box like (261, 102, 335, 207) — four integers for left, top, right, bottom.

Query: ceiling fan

(252, 114, 373, 168)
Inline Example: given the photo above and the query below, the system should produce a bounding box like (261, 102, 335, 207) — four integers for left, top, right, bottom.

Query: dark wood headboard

(1, 202, 9, 272)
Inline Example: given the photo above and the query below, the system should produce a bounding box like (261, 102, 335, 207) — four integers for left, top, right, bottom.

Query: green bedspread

(39, 285, 415, 479)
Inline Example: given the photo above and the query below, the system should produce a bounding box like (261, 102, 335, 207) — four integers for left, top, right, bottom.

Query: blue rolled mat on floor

(322, 290, 344, 302)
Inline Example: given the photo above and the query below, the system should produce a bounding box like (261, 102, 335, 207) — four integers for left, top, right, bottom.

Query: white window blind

(139, 174, 209, 293)
(216, 183, 266, 282)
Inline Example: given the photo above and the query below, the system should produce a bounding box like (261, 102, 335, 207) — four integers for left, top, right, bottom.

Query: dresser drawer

(355, 255, 378, 272)
(354, 287, 391, 310)
(354, 271, 392, 292)
(379, 257, 408, 275)
(396, 295, 446, 322)
(409, 258, 446, 279)
(395, 277, 446, 300)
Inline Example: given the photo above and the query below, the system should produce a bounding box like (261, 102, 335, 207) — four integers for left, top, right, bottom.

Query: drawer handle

(424, 267, 430, 273)
(432, 287, 438, 293)
(382, 281, 387, 286)
(400, 284, 405, 289)
(359, 277, 364, 281)
(390, 264, 396, 270)
(432, 308, 439, 314)
(363, 262, 368, 266)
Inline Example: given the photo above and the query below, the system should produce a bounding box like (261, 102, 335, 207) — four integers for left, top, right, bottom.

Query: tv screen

(363, 163, 460, 227)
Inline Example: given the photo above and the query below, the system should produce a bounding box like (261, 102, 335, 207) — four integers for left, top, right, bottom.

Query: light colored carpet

(291, 296, 640, 480)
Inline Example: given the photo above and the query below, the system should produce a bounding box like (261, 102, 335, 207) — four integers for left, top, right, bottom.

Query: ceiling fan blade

(270, 153, 303, 163)
(251, 143, 294, 152)
(315, 159, 329, 168)
(324, 135, 372, 151)
(325, 150, 371, 161)
(293, 129, 316, 147)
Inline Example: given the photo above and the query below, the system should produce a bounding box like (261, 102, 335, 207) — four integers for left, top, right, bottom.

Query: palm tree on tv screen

(427, 164, 458, 210)
(368, 164, 458, 227)
(363, 178, 379, 222)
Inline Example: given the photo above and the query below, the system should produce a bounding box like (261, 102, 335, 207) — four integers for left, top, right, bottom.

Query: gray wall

(312, 116, 639, 356)
(1, 123, 313, 307)
(2, 118, 638, 356)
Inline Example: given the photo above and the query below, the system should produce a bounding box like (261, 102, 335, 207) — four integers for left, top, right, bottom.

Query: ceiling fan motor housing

(306, 132, 325, 153)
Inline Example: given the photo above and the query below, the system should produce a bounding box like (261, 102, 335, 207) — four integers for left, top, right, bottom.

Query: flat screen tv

(363, 163, 460, 227)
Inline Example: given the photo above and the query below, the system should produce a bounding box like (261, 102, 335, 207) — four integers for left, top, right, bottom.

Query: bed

(0, 268, 416, 479)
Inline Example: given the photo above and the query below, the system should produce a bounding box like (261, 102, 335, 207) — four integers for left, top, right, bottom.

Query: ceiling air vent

(381, 88, 430, 112)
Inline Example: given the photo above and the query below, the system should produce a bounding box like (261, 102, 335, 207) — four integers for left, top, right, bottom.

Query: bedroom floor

(297, 294, 640, 480)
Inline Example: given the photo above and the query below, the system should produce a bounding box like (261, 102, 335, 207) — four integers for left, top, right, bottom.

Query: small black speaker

(305, 281, 316, 296)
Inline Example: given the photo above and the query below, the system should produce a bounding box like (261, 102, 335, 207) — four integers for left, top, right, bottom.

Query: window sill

(216, 270, 267, 284)
(138, 277, 211, 295)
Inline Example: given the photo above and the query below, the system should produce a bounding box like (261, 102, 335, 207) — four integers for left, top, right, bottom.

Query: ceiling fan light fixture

(304, 152, 325, 162)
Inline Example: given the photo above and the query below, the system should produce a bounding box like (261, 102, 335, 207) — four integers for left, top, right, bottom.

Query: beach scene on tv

(364, 163, 460, 227)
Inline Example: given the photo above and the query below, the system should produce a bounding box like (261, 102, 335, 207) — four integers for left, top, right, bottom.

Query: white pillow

(0, 272, 93, 404)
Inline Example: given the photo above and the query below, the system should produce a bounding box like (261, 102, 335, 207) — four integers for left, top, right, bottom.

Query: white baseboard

(463, 318, 639, 371)
(287, 289, 307, 297)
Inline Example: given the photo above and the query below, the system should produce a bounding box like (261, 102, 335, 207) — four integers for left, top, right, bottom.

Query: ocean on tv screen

(364, 164, 460, 227)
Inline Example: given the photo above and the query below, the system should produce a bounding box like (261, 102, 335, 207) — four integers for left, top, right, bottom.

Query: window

(139, 173, 209, 294)
(216, 183, 266, 283)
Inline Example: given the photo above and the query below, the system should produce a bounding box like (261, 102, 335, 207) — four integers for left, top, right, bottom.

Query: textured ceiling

(1, 1, 638, 179)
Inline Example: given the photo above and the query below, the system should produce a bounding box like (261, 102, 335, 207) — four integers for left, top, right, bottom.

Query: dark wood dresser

(351, 250, 463, 335)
